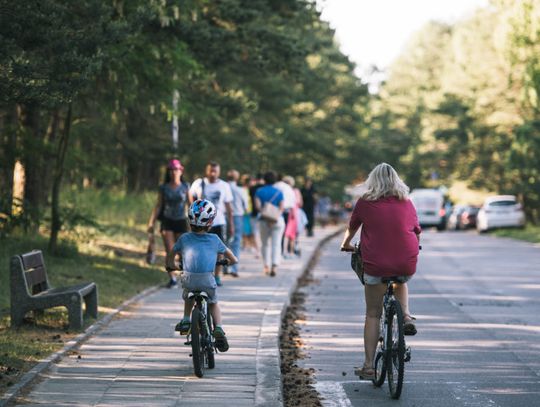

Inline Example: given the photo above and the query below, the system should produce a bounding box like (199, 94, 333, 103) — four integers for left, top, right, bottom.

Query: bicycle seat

(187, 291, 209, 299)
(381, 277, 405, 284)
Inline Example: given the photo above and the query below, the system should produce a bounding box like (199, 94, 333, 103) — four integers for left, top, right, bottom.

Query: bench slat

(25, 266, 47, 288)
(21, 251, 44, 270)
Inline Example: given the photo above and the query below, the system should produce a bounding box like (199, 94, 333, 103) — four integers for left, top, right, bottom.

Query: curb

(254, 226, 344, 407)
(0, 284, 162, 407)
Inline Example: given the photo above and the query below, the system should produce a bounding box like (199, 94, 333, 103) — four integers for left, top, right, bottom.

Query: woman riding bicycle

(340, 163, 421, 380)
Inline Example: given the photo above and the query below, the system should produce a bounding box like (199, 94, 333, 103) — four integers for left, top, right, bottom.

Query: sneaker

(215, 276, 223, 287)
(230, 271, 239, 278)
(166, 279, 178, 288)
(213, 326, 229, 352)
(175, 318, 191, 334)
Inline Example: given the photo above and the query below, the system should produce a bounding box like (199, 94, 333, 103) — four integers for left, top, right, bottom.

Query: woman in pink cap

(148, 159, 193, 287)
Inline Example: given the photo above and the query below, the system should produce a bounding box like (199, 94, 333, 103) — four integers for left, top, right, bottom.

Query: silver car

(476, 195, 525, 232)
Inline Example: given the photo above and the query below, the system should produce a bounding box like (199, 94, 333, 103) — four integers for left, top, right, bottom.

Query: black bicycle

(174, 259, 229, 378)
(345, 244, 417, 399)
(372, 277, 411, 399)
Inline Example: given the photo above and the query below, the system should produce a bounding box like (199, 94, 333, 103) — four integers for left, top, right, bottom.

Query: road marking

(314, 381, 354, 407)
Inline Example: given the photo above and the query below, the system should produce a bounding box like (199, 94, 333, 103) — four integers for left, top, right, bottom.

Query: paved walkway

(10, 227, 340, 407)
(298, 231, 540, 407)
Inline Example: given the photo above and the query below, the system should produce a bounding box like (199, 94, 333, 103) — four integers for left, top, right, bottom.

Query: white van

(410, 189, 446, 230)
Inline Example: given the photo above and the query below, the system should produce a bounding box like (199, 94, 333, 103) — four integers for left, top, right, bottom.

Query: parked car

(476, 195, 525, 232)
(460, 206, 480, 229)
(447, 205, 466, 230)
(410, 188, 447, 231)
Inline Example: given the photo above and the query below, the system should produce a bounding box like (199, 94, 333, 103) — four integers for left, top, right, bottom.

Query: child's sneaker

(213, 326, 229, 352)
(175, 318, 191, 334)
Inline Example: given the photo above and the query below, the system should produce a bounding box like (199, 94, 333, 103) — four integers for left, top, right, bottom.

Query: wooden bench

(10, 250, 98, 330)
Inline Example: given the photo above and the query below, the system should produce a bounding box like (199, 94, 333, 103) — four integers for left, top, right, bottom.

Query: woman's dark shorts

(161, 218, 189, 234)
(209, 225, 226, 242)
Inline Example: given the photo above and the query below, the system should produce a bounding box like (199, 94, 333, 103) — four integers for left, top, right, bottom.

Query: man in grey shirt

(227, 169, 248, 276)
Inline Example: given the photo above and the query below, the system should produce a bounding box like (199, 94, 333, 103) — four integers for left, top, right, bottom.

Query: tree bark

(49, 104, 72, 253)
(0, 106, 17, 215)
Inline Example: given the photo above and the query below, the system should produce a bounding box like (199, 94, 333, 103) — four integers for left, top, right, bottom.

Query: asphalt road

(298, 229, 540, 407)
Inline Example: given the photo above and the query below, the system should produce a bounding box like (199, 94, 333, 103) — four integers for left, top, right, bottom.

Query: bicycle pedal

(404, 347, 412, 362)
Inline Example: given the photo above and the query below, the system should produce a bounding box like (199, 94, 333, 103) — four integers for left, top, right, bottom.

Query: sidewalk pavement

(7, 226, 341, 407)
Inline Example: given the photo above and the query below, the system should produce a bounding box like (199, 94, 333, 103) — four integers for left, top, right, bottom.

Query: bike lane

(297, 231, 540, 407)
(6, 227, 341, 407)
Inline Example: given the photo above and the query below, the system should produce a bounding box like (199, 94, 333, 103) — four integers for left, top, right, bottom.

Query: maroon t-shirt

(350, 196, 421, 277)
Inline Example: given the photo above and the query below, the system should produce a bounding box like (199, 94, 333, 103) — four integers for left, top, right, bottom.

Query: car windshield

(488, 200, 516, 207)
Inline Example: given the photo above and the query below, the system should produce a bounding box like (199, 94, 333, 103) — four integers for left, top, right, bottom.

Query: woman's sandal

(404, 315, 417, 336)
(354, 366, 375, 381)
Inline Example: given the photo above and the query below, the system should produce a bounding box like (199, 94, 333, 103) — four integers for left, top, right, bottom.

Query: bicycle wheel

(206, 311, 215, 369)
(386, 300, 405, 399)
(191, 308, 204, 378)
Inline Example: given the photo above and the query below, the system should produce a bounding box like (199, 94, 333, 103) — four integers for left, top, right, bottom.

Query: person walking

(190, 161, 234, 286)
(147, 159, 193, 288)
(275, 174, 296, 253)
(254, 171, 285, 277)
(301, 178, 317, 237)
(340, 162, 421, 380)
(282, 175, 303, 257)
(249, 173, 264, 251)
(226, 169, 247, 277)
(241, 174, 259, 255)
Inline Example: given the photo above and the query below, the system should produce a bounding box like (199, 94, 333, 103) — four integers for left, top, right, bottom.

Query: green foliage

(371, 2, 540, 222)
(490, 224, 540, 243)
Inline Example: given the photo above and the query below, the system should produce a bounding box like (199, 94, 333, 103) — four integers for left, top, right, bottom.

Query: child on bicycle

(166, 199, 237, 352)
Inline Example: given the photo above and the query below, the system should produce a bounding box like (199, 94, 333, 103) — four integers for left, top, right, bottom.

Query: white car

(476, 195, 525, 232)
(410, 189, 446, 231)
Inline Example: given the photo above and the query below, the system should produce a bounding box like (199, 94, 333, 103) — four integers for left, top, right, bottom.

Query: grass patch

(490, 225, 540, 243)
(0, 188, 166, 395)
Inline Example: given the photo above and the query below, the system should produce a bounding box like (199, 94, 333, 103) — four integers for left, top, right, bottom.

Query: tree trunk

(0, 106, 17, 215)
(20, 104, 45, 228)
(49, 104, 72, 253)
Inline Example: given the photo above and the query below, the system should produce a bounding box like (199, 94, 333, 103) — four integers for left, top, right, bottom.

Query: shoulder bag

(260, 191, 281, 223)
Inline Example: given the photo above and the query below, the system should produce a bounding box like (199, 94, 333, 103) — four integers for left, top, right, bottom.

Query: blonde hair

(361, 163, 410, 201)
(282, 175, 295, 187)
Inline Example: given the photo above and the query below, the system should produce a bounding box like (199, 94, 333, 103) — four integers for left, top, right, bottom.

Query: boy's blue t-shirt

(173, 232, 227, 273)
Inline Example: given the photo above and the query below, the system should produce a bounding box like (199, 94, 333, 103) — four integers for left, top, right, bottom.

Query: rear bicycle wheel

(386, 300, 405, 399)
(191, 308, 204, 378)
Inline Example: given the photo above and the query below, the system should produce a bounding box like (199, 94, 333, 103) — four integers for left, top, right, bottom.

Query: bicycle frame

(374, 280, 409, 399)
(185, 291, 215, 377)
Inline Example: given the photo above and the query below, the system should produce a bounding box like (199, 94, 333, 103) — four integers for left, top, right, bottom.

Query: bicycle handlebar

(166, 258, 229, 272)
